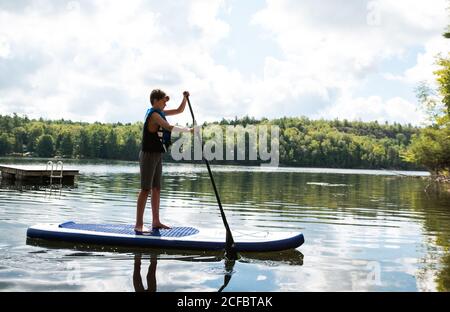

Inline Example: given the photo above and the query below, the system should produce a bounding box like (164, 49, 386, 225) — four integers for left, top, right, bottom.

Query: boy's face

(154, 96, 169, 110)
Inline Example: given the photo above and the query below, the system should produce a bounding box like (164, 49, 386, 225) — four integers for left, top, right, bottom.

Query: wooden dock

(0, 165, 79, 185)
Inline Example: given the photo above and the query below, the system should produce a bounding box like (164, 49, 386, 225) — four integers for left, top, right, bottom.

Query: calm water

(0, 158, 449, 292)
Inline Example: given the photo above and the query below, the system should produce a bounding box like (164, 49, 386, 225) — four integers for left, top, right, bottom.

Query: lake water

(0, 158, 449, 292)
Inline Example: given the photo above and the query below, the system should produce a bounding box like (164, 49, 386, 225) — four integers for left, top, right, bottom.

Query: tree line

(0, 116, 142, 161)
(0, 113, 422, 170)
(403, 25, 450, 178)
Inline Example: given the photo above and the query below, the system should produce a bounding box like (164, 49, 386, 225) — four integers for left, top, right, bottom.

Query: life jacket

(144, 108, 172, 152)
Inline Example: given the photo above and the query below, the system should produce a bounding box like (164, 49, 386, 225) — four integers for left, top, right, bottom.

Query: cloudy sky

(0, 0, 448, 125)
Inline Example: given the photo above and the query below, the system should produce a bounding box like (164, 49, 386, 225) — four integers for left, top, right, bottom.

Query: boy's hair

(150, 89, 167, 106)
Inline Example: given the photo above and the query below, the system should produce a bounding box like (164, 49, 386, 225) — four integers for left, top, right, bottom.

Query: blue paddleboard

(27, 221, 304, 252)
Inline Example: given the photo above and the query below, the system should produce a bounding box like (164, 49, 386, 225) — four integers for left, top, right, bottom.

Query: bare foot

(152, 222, 171, 229)
(134, 226, 152, 234)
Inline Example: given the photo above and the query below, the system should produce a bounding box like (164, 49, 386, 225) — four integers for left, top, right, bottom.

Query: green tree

(121, 134, 139, 161)
(59, 132, 74, 157)
(12, 127, 26, 153)
(105, 129, 119, 159)
(0, 133, 12, 156)
(75, 129, 91, 158)
(435, 56, 450, 119)
(405, 26, 450, 177)
(406, 127, 450, 175)
(90, 126, 107, 158)
(26, 124, 44, 153)
(36, 134, 55, 157)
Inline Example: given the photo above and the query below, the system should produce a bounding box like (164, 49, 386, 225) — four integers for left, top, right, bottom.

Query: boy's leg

(135, 189, 150, 231)
(136, 151, 158, 232)
(133, 253, 145, 292)
(151, 187, 170, 229)
(151, 154, 170, 229)
(147, 256, 157, 292)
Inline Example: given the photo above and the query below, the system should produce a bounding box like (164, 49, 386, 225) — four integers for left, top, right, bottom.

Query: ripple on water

(0, 161, 447, 291)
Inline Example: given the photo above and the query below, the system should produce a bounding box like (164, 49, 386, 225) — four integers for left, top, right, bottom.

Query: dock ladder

(46, 160, 63, 186)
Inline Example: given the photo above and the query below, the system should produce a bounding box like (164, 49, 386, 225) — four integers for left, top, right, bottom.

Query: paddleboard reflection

(26, 238, 304, 292)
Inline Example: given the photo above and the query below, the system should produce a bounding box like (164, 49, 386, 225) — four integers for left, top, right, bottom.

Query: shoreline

(0, 156, 430, 177)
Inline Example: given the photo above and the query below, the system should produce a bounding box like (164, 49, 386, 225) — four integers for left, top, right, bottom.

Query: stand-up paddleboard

(27, 221, 304, 252)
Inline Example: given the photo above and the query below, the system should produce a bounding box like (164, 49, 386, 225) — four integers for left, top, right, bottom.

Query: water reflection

(2, 159, 449, 291)
(133, 254, 239, 293)
(26, 238, 303, 292)
(133, 254, 157, 292)
(0, 177, 77, 198)
(217, 259, 235, 292)
(407, 184, 450, 291)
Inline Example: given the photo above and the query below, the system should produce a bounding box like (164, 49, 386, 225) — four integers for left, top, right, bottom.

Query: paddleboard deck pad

(27, 222, 304, 252)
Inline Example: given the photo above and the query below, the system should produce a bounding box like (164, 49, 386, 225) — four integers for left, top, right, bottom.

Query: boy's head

(150, 89, 169, 106)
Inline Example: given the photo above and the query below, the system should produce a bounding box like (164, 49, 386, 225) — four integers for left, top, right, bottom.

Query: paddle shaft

(185, 96, 237, 259)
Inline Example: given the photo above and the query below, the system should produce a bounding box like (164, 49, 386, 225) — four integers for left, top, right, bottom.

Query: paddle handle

(186, 96, 197, 127)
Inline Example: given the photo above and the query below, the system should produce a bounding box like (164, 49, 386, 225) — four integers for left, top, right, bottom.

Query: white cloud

(317, 95, 426, 125)
(376, 0, 448, 33)
(248, 0, 448, 123)
(0, 1, 231, 123)
(188, 0, 230, 46)
(0, 0, 448, 124)
(400, 37, 449, 86)
(0, 34, 11, 58)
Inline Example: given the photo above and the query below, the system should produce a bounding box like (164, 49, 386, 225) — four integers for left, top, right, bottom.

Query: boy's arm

(149, 114, 194, 133)
(149, 114, 174, 132)
(164, 99, 186, 116)
(164, 92, 189, 116)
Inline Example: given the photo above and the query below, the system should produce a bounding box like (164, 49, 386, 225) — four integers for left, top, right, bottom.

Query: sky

(0, 0, 449, 126)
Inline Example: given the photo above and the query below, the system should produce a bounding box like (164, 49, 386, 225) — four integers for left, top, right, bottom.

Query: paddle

(185, 94, 238, 260)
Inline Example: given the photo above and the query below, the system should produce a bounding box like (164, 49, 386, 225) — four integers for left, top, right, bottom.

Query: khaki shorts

(139, 151, 162, 190)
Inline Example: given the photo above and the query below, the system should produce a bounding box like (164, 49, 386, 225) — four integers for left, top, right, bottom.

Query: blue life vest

(145, 108, 172, 152)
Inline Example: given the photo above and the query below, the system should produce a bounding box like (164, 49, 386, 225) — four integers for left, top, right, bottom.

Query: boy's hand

(183, 91, 190, 98)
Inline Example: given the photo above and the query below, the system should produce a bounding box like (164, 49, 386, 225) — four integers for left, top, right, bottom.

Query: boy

(135, 89, 193, 233)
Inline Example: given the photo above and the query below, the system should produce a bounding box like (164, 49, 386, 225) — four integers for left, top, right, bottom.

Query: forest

(0, 113, 421, 170)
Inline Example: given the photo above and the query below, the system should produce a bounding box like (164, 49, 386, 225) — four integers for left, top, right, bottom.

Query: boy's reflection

(132, 252, 236, 292)
(133, 253, 157, 292)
